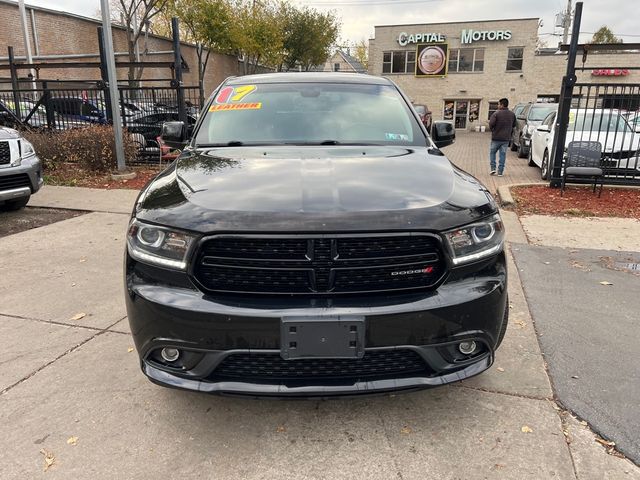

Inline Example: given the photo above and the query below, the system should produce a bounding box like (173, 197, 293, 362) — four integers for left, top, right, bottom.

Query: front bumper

(125, 252, 508, 397)
(0, 155, 43, 201)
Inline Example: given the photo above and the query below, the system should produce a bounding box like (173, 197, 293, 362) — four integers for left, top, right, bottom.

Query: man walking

(488, 98, 516, 176)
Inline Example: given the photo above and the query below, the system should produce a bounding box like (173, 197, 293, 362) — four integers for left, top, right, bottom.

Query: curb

(497, 182, 543, 207)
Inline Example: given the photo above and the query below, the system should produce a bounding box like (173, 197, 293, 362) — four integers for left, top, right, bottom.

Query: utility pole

(100, 0, 127, 172)
(562, 0, 573, 45)
(18, 0, 36, 92)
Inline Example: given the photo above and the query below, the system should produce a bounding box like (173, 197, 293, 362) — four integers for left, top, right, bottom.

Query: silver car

(0, 127, 43, 210)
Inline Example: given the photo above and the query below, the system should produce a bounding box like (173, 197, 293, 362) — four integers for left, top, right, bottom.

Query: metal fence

(550, 2, 640, 187)
(0, 82, 203, 164)
(562, 83, 640, 185)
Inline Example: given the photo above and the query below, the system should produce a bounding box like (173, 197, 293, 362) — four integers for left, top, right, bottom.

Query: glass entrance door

(444, 99, 481, 129)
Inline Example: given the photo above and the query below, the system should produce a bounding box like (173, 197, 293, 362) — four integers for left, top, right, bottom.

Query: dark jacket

(489, 108, 516, 142)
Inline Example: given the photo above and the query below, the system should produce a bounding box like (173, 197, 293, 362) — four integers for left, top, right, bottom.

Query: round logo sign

(418, 46, 446, 75)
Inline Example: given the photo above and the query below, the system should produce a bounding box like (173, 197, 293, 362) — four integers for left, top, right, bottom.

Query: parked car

(512, 102, 529, 119)
(0, 126, 43, 210)
(530, 108, 640, 179)
(626, 112, 640, 132)
(512, 102, 558, 158)
(124, 73, 508, 397)
(413, 104, 433, 132)
(50, 97, 107, 124)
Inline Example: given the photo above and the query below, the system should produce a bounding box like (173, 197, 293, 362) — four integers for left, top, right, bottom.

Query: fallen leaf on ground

(127, 347, 134, 353)
(494, 464, 506, 470)
(70, 312, 86, 321)
(67, 436, 78, 446)
(40, 449, 55, 471)
(599, 281, 613, 286)
(595, 437, 615, 448)
(521, 425, 533, 433)
(400, 426, 413, 434)
(571, 375, 579, 379)
(515, 319, 527, 328)
(497, 367, 505, 372)
(276, 425, 286, 433)
(79, 258, 87, 263)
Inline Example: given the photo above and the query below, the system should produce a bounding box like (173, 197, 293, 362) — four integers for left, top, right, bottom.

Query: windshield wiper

(284, 141, 383, 146)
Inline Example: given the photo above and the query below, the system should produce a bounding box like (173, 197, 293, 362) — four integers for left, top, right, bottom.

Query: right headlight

(127, 219, 196, 270)
(443, 214, 505, 266)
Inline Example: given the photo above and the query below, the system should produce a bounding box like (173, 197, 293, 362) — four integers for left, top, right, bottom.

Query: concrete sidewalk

(1, 185, 638, 478)
(29, 185, 139, 214)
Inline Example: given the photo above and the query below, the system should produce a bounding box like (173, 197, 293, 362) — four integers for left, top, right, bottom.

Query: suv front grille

(0, 173, 31, 190)
(0, 141, 11, 165)
(212, 349, 430, 381)
(193, 234, 446, 295)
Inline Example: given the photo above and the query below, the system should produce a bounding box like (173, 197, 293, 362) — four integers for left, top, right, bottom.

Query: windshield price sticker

(569, 112, 576, 124)
(210, 102, 262, 112)
(215, 85, 257, 104)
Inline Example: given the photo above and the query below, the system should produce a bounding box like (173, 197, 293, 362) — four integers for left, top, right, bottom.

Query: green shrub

(25, 125, 138, 172)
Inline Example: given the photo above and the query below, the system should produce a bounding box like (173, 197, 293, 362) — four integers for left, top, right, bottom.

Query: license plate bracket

(280, 316, 365, 360)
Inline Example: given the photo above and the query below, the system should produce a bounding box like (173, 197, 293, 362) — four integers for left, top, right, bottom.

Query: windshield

(528, 105, 557, 121)
(194, 82, 425, 147)
(568, 111, 633, 133)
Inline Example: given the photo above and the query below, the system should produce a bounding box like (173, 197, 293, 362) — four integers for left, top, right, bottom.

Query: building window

(334, 63, 340, 72)
(488, 101, 499, 120)
(448, 48, 484, 73)
(382, 50, 416, 74)
(507, 47, 524, 71)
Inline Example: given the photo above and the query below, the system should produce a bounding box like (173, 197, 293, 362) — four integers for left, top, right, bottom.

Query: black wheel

(528, 147, 536, 167)
(495, 295, 509, 350)
(510, 140, 518, 151)
(540, 150, 550, 180)
(1, 195, 30, 211)
(517, 137, 527, 158)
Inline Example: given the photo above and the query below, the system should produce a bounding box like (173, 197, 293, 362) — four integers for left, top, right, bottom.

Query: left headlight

(443, 214, 505, 266)
(21, 139, 36, 159)
(127, 219, 196, 270)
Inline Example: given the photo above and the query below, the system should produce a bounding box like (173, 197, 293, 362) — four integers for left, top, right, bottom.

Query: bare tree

(114, 0, 169, 85)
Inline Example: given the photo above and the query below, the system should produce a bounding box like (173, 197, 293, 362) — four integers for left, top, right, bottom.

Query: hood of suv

(0, 127, 21, 140)
(136, 146, 496, 232)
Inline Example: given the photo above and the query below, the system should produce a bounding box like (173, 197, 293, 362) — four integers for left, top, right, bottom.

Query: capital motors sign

(591, 69, 630, 76)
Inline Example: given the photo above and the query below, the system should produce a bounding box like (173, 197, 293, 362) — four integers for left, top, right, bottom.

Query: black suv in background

(512, 102, 558, 158)
(125, 73, 508, 397)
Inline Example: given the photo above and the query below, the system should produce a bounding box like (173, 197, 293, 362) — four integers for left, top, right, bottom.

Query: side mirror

(161, 121, 187, 149)
(431, 121, 455, 148)
(537, 125, 551, 132)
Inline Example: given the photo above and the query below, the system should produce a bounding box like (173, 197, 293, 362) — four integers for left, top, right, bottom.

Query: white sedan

(529, 108, 640, 180)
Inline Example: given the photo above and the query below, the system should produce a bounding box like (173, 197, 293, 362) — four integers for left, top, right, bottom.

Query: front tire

(528, 147, 536, 167)
(495, 295, 509, 350)
(517, 137, 527, 158)
(1, 195, 30, 211)
(540, 150, 550, 180)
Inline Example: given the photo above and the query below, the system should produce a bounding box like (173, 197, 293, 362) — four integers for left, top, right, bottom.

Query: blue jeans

(489, 141, 509, 173)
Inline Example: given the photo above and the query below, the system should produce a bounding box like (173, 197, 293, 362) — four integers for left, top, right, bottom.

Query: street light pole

(100, 0, 127, 172)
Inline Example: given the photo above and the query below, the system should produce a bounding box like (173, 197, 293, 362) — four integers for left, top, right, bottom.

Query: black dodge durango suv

(125, 73, 508, 397)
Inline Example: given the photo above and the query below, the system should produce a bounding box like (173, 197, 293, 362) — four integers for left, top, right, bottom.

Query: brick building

(369, 18, 640, 130)
(0, 0, 243, 93)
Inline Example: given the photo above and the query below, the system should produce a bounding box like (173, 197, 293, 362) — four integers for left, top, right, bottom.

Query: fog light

(161, 347, 180, 362)
(458, 341, 477, 355)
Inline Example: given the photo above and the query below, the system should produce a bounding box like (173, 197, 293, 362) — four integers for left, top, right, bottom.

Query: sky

(23, 0, 640, 46)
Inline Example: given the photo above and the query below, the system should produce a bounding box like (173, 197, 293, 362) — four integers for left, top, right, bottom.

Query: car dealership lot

(1, 135, 638, 479)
